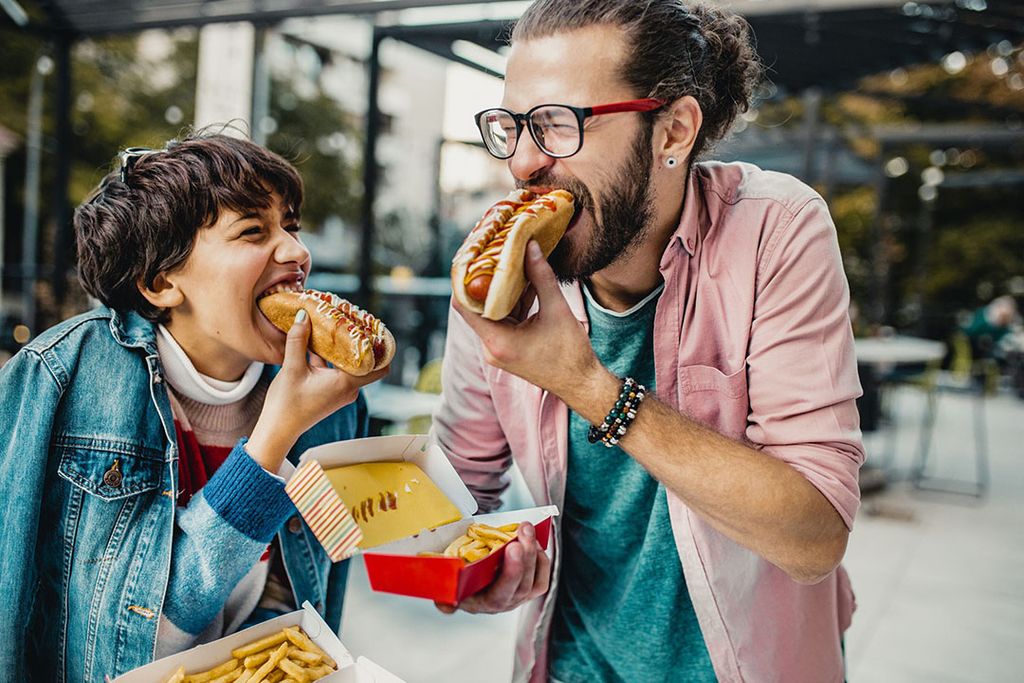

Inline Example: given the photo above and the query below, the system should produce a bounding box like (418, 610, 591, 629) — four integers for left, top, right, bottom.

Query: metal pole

(801, 88, 821, 185)
(357, 30, 383, 308)
(0, 154, 6, 314)
(820, 132, 836, 203)
(251, 25, 271, 145)
(911, 187, 936, 336)
(867, 144, 889, 328)
(51, 33, 73, 309)
(22, 49, 50, 334)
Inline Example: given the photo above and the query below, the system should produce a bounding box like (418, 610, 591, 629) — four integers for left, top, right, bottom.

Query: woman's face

(160, 193, 311, 380)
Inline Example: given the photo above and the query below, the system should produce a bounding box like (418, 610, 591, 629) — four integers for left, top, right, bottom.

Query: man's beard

(519, 124, 655, 283)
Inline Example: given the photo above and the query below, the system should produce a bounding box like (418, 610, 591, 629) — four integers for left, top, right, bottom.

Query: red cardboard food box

(285, 435, 558, 605)
(363, 505, 557, 605)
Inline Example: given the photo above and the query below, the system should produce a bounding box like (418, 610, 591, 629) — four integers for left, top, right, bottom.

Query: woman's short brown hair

(74, 131, 303, 323)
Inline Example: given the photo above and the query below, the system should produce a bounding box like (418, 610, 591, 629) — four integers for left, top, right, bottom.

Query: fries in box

(362, 505, 557, 605)
(156, 626, 333, 683)
(107, 602, 404, 683)
(421, 521, 522, 563)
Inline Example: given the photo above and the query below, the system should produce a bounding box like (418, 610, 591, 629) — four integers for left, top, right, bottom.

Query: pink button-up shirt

(433, 161, 865, 683)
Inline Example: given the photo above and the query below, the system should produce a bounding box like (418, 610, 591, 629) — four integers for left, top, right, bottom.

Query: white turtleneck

(156, 325, 265, 405)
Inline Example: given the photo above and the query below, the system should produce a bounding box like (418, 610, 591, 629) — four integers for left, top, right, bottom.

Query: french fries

(161, 627, 338, 683)
(419, 522, 521, 564)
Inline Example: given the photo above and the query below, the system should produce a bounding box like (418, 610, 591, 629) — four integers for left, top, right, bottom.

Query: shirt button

(103, 465, 123, 488)
(686, 238, 695, 250)
(287, 516, 303, 534)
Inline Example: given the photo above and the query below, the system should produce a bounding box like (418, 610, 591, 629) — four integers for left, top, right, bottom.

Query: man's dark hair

(511, 0, 764, 160)
(74, 130, 303, 323)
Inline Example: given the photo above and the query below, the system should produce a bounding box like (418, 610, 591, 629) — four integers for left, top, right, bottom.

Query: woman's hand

(247, 309, 388, 471)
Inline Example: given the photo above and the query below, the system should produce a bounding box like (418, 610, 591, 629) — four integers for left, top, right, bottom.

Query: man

(433, 2, 864, 681)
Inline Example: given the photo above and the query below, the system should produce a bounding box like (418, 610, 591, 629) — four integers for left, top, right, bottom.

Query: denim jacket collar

(108, 307, 159, 355)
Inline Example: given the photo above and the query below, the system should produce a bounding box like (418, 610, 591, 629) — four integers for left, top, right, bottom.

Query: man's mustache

(515, 174, 596, 217)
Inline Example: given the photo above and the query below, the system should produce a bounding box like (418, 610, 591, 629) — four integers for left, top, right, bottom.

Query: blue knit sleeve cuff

(201, 438, 296, 543)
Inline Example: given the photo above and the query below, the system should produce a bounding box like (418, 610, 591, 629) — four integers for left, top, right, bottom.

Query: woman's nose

(275, 229, 310, 267)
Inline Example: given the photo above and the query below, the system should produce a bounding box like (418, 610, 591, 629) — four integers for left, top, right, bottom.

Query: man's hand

(435, 522, 551, 615)
(248, 310, 389, 471)
(453, 241, 601, 400)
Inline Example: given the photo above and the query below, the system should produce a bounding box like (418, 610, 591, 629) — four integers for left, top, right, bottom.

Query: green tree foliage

(1, 26, 364, 329)
(266, 76, 363, 233)
(69, 31, 199, 201)
(819, 48, 1024, 336)
(925, 196, 1023, 316)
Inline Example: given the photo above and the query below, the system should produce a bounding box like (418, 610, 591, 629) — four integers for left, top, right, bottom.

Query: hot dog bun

(258, 289, 396, 376)
(451, 189, 574, 320)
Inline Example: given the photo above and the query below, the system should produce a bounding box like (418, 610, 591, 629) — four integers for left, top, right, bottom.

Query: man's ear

(656, 95, 703, 165)
(138, 273, 185, 311)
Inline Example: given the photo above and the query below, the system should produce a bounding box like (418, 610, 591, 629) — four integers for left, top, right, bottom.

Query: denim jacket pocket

(678, 364, 750, 439)
(56, 435, 164, 501)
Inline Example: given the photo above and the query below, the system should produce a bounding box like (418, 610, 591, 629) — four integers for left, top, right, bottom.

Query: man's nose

(508, 130, 555, 183)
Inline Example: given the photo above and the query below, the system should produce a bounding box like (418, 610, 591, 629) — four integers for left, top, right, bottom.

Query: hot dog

(258, 288, 396, 376)
(451, 189, 574, 320)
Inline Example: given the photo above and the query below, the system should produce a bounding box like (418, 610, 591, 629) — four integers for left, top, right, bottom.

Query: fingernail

(528, 241, 542, 260)
(294, 309, 307, 324)
(520, 524, 535, 540)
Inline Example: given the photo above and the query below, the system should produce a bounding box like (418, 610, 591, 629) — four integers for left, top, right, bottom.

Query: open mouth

(257, 274, 305, 302)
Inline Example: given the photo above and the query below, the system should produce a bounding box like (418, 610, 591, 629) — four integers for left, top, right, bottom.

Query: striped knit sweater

(154, 328, 295, 657)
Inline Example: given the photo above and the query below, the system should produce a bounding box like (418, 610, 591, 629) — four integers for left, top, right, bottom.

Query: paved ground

(845, 385, 1024, 683)
(340, 385, 1024, 682)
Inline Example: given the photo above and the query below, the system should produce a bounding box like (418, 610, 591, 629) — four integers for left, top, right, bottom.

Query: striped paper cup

(285, 460, 363, 561)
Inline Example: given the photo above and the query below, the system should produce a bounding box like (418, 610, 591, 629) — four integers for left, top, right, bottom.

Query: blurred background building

(2, 0, 1022, 372)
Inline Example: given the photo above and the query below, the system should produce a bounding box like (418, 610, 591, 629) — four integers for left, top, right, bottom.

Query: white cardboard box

(108, 601, 403, 683)
(286, 435, 479, 560)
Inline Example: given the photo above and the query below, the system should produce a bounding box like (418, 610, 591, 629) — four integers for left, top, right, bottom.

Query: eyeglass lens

(479, 105, 581, 158)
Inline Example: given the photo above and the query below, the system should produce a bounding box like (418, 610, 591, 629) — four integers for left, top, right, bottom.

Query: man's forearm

(561, 366, 849, 584)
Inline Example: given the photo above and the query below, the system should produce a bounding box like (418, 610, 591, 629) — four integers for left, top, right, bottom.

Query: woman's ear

(138, 273, 185, 311)
(656, 95, 703, 166)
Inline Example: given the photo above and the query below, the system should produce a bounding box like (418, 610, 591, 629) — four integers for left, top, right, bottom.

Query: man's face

(503, 24, 656, 281)
(161, 193, 312, 379)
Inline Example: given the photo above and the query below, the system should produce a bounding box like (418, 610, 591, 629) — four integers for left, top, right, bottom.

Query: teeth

(258, 277, 305, 300)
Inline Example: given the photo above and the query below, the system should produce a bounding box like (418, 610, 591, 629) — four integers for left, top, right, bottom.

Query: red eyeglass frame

(474, 98, 666, 159)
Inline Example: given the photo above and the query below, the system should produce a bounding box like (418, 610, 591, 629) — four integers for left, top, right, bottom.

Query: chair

(909, 333, 995, 497)
(404, 358, 443, 435)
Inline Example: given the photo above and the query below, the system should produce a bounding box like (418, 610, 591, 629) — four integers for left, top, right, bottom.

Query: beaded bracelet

(587, 377, 647, 448)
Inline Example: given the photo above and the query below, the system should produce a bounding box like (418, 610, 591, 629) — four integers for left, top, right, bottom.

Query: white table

(854, 335, 948, 487)
(854, 335, 946, 366)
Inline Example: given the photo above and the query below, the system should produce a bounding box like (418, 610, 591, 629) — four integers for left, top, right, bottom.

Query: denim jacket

(0, 307, 366, 682)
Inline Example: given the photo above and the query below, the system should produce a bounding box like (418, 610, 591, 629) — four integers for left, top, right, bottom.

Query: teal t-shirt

(549, 283, 717, 683)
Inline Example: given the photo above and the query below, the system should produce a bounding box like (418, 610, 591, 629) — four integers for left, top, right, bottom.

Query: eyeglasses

(118, 146, 162, 183)
(474, 98, 665, 160)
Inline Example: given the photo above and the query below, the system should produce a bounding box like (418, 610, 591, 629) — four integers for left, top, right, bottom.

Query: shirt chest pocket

(678, 364, 750, 439)
(56, 436, 165, 501)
